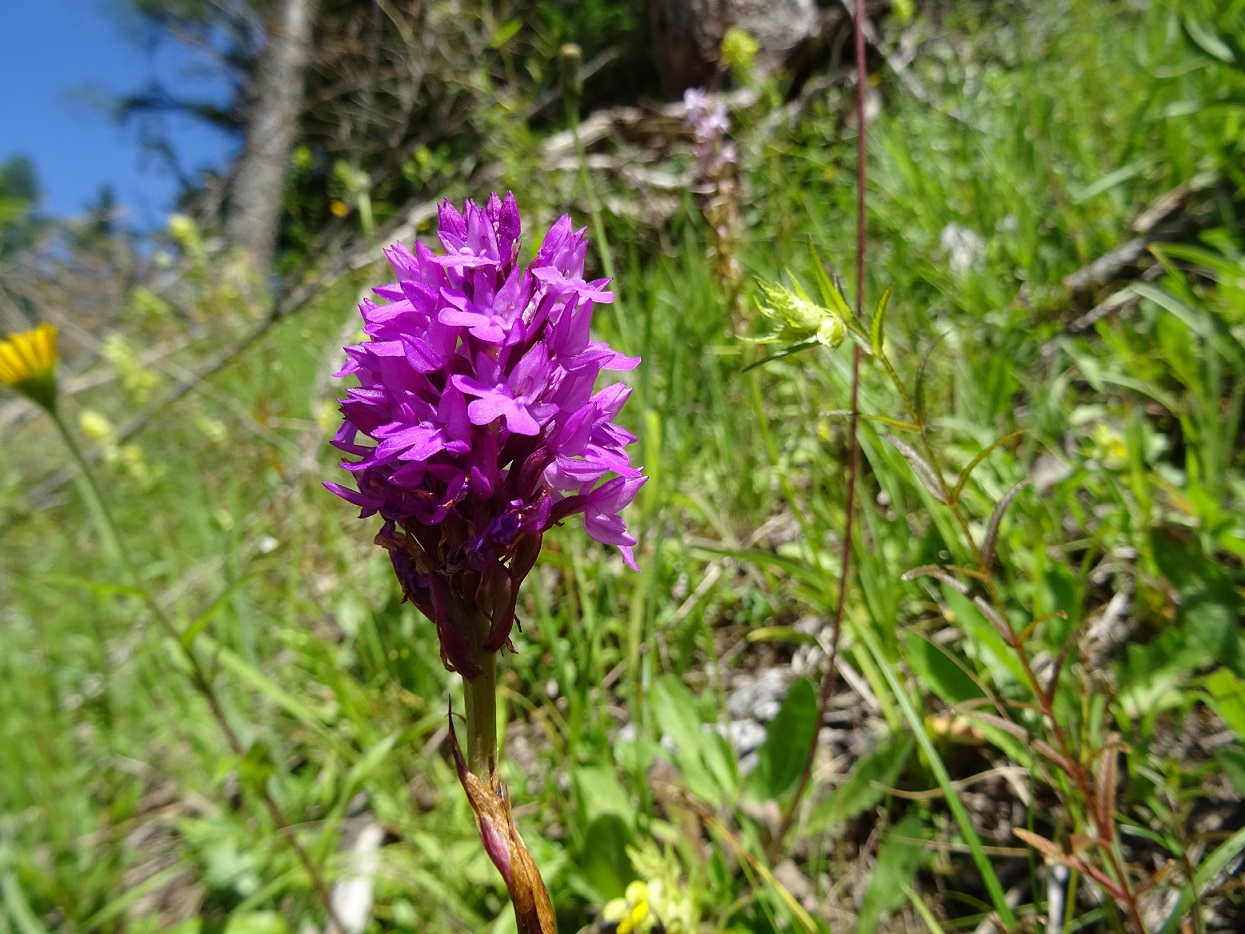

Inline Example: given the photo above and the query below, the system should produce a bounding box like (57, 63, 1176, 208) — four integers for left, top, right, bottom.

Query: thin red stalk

(774, 0, 868, 851)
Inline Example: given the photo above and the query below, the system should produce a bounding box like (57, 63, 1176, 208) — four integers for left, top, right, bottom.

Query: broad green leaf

(699, 728, 741, 799)
(941, 587, 1027, 687)
(903, 632, 986, 706)
(1204, 668, 1245, 740)
(747, 677, 818, 800)
(572, 765, 637, 828)
(577, 815, 637, 902)
(651, 675, 720, 803)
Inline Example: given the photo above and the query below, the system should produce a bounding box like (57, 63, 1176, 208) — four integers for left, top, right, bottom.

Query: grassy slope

(3, 1, 1244, 931)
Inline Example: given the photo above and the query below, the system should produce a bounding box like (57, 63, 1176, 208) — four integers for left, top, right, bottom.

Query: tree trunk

(226, 0, 318, 274)
(649, 0, 818, 96)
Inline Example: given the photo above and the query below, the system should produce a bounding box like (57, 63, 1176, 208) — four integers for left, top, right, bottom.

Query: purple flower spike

(327, 193, 645, 677)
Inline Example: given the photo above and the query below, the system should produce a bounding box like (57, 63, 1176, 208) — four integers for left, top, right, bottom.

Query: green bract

(752, 278, 846, 348)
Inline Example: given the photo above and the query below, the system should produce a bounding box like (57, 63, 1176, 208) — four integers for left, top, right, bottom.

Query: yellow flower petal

(624, 880, 650, 904)
(0, 323, 59, 410)
(602, 897, 629, 924)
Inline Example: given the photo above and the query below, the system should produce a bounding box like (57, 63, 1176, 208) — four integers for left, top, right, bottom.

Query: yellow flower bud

(168, 213, 197, 246)
(79, 409, 115, 442)
(817, 315, 845, 348)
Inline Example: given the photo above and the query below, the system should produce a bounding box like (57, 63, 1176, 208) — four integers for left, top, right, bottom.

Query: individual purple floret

(327, 193, 645, 677)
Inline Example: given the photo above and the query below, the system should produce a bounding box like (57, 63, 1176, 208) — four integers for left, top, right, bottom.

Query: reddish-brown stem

(774, 0, 869, 854)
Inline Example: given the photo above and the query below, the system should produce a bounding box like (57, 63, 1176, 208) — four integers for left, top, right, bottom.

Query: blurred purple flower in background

(684, 88, 737, 184)
(327, 193, 644, 677)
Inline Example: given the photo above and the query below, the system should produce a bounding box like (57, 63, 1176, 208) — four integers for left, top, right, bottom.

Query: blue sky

(0, 0, 237, 228)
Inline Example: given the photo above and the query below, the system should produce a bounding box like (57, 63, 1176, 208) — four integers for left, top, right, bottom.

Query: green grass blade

(1158, 825, 1245, 934)
(859, 623, 1017, 928)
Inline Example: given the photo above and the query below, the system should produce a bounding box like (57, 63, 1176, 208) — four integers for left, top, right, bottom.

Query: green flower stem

(463, 651, 499, 780)
(50, 410, 345, 930)
(51, 412, 125, 567)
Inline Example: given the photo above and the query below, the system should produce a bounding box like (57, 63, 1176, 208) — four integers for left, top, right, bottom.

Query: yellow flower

(602, 881, 654, 934)
(0, 323, 59, 411)
(329, 199, 349, 217)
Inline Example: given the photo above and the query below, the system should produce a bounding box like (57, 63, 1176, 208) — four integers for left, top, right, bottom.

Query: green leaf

(1216, 747, 1245, 798)
(747, 677, 818, 800)
(903, 632, 986, 706)
(1204, 668, 1245, 740)
(870, 284, 894, 357)
(37, 574, 145, 600)
(941, 587, 1028, 687)
(223, 912, 289, 934)
(912, 333, 948, 424)
(181, 576, 253, 649)
(821, 411, 921, 433)
(746, 626, 819, 645)
(1159, 825, 1245, 934)
(572, 765, 637, 829)
(858, 630, 1015, 927)
(742, 337, 819, 372)
(651, 674, 721, 803)
(489, 17, 523, 49)
(237, 741, 276, 793)
(1133, 281, 1245, 370)
(807, 241, 854, 323)
(806, 734, 914, 831)
(903, 882, 949, 934)
(0, 868, 49, 934)
(699, 729, 741, 798)
(341, 730, 401, 801)
(203, 635, 336, 738)
(577, 815, 637, 902)
(952, 431, 1024, 501)
(1153, 532, 1245, 678)
(1182, 15, 1237, 64)
(858, 813, 927, 934)
(882, 434, 948, 503)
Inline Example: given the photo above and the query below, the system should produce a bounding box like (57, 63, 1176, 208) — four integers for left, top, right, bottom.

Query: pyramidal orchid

(327, 193, 644, 680)
(327, 193, 643, 929)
